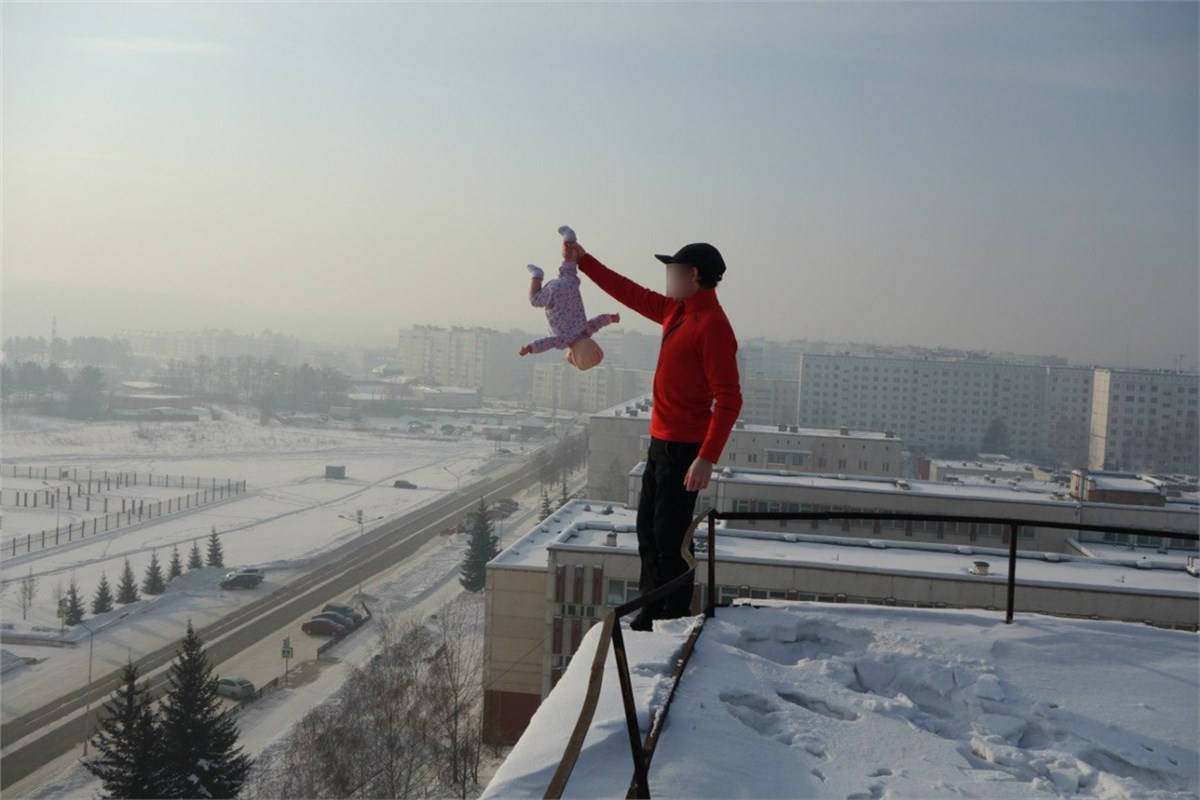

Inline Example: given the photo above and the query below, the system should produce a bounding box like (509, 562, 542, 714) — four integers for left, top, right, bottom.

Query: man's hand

(564, 240, 586, 263)
(683, 457, 713, 492)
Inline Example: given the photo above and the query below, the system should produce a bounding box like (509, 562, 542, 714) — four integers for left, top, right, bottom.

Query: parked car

(393, 480, 417, 489)
(220, 572, 263, 590)
(301, 618, 346, 637)
(313, 611, 358, 630)
(231, 567, 265, 578)
(322, 603, 365, 625)
(216, 677, 256, 700)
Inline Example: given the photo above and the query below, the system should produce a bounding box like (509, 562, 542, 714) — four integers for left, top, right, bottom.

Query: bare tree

(427, 597, 485, 797)
(244, 602, 486, 799)
(18, 568, 39, 618)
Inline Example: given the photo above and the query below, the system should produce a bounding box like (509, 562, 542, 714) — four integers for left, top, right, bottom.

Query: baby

(519, 226, 619, 370)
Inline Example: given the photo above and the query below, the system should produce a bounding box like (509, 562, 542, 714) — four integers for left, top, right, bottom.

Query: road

(0, 452, 557, 789)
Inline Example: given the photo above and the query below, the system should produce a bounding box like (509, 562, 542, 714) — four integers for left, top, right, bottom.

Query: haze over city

(4, 2, 1197, 370)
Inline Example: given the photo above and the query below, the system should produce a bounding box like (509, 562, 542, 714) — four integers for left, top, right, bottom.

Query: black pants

(636, 436, 702, 621)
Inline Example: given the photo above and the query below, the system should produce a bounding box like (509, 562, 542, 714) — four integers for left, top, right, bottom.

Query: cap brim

(655, 254, 678, 264)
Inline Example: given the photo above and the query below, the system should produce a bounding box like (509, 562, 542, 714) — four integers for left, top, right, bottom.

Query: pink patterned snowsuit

(525, 263, 618, 354)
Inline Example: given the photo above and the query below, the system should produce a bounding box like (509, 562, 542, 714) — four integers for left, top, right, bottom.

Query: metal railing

(546, 508, 1198, 799)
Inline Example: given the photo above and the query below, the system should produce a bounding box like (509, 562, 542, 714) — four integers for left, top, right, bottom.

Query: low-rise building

(587, 394, 902, 500)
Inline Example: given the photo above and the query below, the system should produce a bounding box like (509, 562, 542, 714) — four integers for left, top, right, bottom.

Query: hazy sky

(4, 2, 1197, 369)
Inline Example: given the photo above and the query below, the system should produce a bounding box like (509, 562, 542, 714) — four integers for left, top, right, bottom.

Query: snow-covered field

(0, 408, 535, 722)
(486, 603, 1200, 799)
(4, 422, 565, 799)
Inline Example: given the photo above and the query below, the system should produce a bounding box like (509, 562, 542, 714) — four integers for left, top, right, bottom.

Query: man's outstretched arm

(570, 244, 673, 325)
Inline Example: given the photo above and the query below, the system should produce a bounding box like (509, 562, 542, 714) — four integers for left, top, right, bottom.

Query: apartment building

(586, 395, 902, 501)
(1088, 368, 1199, 474)
(531, 363, 652, 414)
(798, 354, 1097, 466)
(395, 325, 533, 399)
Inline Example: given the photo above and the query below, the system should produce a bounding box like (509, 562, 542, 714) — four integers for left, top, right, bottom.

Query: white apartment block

(797, 354, 1105, 467)
(739, 377, 800, 427)
(587, 395, 901, 501)
(395, 325, 533, 399)
(1088, 368, 1200, 475)
(531, 363, 653, 414)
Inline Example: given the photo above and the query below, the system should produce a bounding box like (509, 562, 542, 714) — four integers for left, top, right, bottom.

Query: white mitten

(527, 263, 545, 279)
(558, 225, 576, 243)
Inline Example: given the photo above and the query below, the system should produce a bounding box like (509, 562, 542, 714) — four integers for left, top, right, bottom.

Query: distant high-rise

(1088, 368, 1199, 474)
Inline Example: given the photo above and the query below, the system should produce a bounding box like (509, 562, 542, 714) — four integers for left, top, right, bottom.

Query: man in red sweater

(564, 235, 742, 630)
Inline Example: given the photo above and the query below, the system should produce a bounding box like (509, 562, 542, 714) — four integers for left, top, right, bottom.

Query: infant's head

(566, 336, 603, 371)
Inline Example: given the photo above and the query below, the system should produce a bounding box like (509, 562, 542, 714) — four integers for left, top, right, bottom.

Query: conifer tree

(157, 620, 251, 798)
(141, 550, 166, 596)
(83, 660, 163, 799)
(63, 576, 86, 626)
(92, 572, 114, 615)
(167, 545, 183, 582)
(459, 499, 499, 593)
(205, 528, 224, 569)
(116, 558, 140, 605)
(187, 540, 204, 571)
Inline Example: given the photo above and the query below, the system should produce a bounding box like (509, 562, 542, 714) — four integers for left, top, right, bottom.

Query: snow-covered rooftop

(1088, 475, 1162, 494)
(483, 604, 1199, 798)
(701, 467, 1200, 515)
(488, 499, 1198, 596)
(548, 522, 1199, 598)
(592, 394, 898, 440)
(488, 499, 637, 570)
(931, 457, 1040, 472)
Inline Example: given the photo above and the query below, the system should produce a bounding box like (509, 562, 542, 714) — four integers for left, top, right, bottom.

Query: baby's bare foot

(612, 313, 621, 323)
(519, 345, 532, 356)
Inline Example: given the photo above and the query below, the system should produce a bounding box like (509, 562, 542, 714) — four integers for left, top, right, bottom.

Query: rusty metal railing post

(610, 621, 650, 798)
(1006, 522, 1019, 624)
(706, 510, 716, 618)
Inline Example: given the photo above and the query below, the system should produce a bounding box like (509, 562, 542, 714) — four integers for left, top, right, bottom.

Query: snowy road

(0, 449, 547, 789)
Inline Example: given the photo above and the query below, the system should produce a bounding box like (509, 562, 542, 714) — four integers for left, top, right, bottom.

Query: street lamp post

(40, 480, 61, 535)
(442, 465, 463, 493)
(77, 618, 96, 757)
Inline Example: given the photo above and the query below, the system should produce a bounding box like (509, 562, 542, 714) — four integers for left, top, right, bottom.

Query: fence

(1, 463, 235, 494)
(546, 509, 1200, 800)
(2, 480, 248, 557)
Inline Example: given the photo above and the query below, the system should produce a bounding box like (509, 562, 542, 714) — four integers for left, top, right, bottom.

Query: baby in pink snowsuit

(519, 226, 619, 367)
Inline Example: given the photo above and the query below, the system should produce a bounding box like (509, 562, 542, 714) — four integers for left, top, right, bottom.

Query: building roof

(1088, 475, 1162, 494)
(698, 467, 1200, 515)
(546, 519, 1199, 598)
(482, 603, 1199, 798)
(931, 457, 1039, 474)
(593, 394, 899, 441)
(488, 499, 638, 570)
(488, 498, 1197, 596)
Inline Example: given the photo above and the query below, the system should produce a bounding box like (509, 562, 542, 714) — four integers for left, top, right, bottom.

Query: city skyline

(4, 2, 1197, 370)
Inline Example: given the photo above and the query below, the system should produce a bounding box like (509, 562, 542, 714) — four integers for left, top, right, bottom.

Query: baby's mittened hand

(527, 264, 545, 280)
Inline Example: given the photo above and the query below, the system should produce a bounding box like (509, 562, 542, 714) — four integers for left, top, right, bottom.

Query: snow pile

(1, 648, 29, 675)
(485, 604, 1199, 799)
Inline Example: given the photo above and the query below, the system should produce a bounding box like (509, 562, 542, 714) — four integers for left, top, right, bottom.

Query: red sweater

(578, 253, 743, 464)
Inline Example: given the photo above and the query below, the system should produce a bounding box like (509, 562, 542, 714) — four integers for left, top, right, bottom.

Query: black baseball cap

(655, 242, 726, 281)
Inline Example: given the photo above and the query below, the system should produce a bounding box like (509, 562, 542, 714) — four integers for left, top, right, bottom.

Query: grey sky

(3, 2, 1197, 369)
